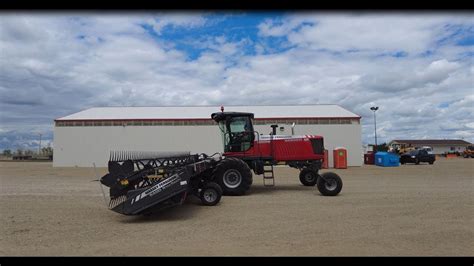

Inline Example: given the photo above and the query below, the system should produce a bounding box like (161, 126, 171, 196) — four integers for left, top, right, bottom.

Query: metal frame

(100, 151, 221, 215)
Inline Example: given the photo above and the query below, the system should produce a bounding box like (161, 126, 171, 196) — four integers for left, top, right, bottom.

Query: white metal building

(53, 105, 362, 167)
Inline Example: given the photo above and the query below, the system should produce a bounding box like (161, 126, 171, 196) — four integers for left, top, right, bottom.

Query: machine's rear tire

(212, 157, 253, 196)
(200, 182, 222, 206)
(317, 172, 343, 196)
(299, 169, 317, 186)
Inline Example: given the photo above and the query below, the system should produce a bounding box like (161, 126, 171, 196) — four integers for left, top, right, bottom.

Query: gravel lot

(1, 158, 473, 256)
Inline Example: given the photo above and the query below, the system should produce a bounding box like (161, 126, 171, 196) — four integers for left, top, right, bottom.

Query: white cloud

(258, 18, 300, 37)
(260, 13, 473, 56)
(145, 13, 208, 34)
(0, 13, 473, 150)
(454, 130, 474, 138)
(417, 59, 461, 84)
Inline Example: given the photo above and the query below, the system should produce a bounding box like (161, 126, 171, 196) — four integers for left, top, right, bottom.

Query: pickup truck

(400, 149, 436, 165)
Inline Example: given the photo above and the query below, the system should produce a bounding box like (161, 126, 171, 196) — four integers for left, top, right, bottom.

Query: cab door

(224, 116, 254, 152)
(419, 150, 429, 162)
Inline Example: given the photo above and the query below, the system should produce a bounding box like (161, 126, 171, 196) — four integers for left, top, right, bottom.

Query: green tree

(2, 149, 12, 156)
(376, 143, 389, 152)
(370, 143, 389, 152)
(41, 147, 53, 155)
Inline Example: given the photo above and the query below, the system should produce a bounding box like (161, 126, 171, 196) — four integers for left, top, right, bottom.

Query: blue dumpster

(375, 152, 400, 167)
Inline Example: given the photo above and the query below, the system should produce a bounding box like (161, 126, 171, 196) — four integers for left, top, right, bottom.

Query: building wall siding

(431, 145, 466, 154)
(53, 123, 362, 167)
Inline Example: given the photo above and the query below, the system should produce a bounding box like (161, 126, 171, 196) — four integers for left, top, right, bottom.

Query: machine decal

(131, 173, 180, 205)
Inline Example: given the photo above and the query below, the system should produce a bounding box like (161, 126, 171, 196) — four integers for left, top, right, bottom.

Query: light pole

(370, 106, 378, 152)
(38, 133, 42, 155)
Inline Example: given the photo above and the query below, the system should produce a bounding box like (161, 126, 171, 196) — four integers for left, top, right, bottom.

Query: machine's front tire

(200, 182, 223, 206)
(212, 157, 253, 196)
(317, 172, 343, 196)
(299, 169, 317, 186)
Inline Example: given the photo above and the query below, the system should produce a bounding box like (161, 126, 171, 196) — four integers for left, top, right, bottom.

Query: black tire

(415, 159, 420, 165)
(317, 172, 343, 196)
(212, 157, 253, 196)
(200, 182, 223, 206)
(299, 169, 317, 186)
(429, 160, 434, 165)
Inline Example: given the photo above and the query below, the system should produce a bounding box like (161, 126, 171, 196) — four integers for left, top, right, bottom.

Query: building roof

(390, 139, 472, 146)
(56, 105, 361, 121)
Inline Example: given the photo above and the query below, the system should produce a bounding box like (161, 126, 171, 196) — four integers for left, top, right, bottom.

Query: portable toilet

(333, 147, 347, 169)
(375, 152, 400, 167)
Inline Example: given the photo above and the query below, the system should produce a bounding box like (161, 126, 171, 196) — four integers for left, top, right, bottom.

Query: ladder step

(263, 178, 275, 186)
(263, 164, 274, 186)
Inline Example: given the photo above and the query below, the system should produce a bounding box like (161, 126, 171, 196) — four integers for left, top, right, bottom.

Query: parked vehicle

(462, 146, 474, 158)
(400, 149, 435, 165)
(420, 146, 434, 154)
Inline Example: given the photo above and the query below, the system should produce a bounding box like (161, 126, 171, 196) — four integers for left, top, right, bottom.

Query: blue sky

(152, 13, 275, 58)
(0, 12, 473, 152)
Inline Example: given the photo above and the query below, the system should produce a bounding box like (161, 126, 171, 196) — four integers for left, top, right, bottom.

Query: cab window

(225, 116, 254, 152)
(229, 117, 248, 133)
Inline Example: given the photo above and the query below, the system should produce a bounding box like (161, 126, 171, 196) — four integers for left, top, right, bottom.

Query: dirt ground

(1, 158, 473, 256)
